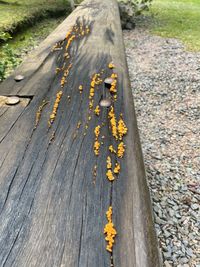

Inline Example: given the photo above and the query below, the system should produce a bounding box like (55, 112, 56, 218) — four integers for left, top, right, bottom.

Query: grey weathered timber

(0, 0, 161, 266)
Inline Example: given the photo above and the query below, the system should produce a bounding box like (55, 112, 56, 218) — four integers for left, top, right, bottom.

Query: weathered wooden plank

(0, 0, 161, 266)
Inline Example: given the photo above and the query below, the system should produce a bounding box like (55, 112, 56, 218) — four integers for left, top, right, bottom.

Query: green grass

(0, 16, 66, 80)
(0, 0, 70, 34)
(149, 0, 200, 51)
(6, 16, 65, 51)
(0, 0, 71, 80)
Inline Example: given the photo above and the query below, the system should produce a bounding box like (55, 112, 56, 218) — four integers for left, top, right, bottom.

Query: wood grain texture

(0, 0, 161, 266)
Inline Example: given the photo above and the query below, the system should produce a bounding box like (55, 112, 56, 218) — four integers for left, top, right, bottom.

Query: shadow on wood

(0, 0, 161, 266)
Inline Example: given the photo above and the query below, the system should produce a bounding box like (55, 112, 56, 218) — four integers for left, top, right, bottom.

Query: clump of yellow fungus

(65, 29, 72, 40)
(108, 106, 118, 140)
(53, 22, 91, 56)
(109, 145, 116, 154)
(61, 63, 72, 88)
(93, 165, 97, 176)
(108, 107, 128, 143)
(114, 163, 120, 174)
(49, 131, 55, 144)
(79, 85, 83, 93)
(60, 77, 65, 88)
(49, 22, 91, 141)
(89, 100, 94, 110)
(109, 73, 118, 95)
(106, 169, 115, 181)
(93, 165, 97, 184)
(34, 100, 49, 129)
(65, 34, 75, 53)
(94, 140, 100, 156)
(48, 91, 63, 127)
(89, 87, 95, 99)
(111, 73, 117, 79)
(104, 206, 117, 252)
(117, 142, 125, 158)
(106, 156, 112, 169)
(55, 68, 61, 74)
(110, 78, 117, 94)
(94, 105, 100, 116)
(77, 121, 81, 129)
(91, 73, 103, 87)
(108, 62, 115, 69)
(118, 116, 128, 140)
(64, 53, 70, 59)
(51, 40, 64, 51)
(89, 73, 103, 101)
(77, 23, 90, 36)
(94, 125, 101, 138)
(94, 125, 101, 155)
(106, 155, 115, 181)
(91, 80, 95, 88)
(86, 71, 104, 134)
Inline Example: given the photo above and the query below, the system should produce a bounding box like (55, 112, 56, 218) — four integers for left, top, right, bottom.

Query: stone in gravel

(188, 233, 195, 239)
(153, 205, 160, 213)
(191, 203, 199, 210)
(169, 209, 174, 217)
(175, 213, 182, 219)
(163, 230, 171, 238)
(174, 184, 179, 190)
(172, 217, 178, 224)
(182, 240, 188, 246)
(181, 185, 188, 191)
(155, 216, 166, 224)
(186, 248, 194, 257)
(164, 260, 172, 267)
(173, 205, 179, 211)
(163, 252, 172, 260)
(180, 257, 189, 264)
(163, 246, 168, 252)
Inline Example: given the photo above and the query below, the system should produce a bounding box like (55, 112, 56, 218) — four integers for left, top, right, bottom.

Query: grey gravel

(124, 28, 200, 267)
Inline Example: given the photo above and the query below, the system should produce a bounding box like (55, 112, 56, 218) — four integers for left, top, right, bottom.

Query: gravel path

(124, 28, 200, 267)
